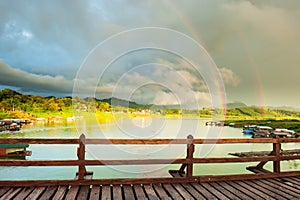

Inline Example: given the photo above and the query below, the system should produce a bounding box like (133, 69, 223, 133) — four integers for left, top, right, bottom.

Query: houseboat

(0, 144, 31, 158)
(271, 128, 299, 138)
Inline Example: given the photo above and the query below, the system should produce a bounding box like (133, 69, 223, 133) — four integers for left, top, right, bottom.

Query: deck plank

(217, 181, 254, 200)
(89, 185, 100, 200)
(162, 184, 183, 200)
(258, 179, 300, 198)
(38, 186, 58, 199)
(133, 184, 147, 199)
(180, 183, 205, 199)
(123, 184, 135, 200)
(248, 179, 290, 200)
(285, 176, 300, 186)
(152, 184, 171, 200)
(267, 179, 300, 195)
(253, 179, 297, 199)
(281, 177, 300, 188)
(52, 186, 68, 200)
(0, 187, 10, 197)
(144, 184, 159, 200)
(14, 186, 35, 200)
(25, 186, 46, 200)
(201, 182, 230, 200)
(226, 181, 262, 200)
(209, 182, 240, 199)
(191, 183, 218, 199)
(171, 183, 195, 199)
(77, 186, 91, 200)
(112, 185, 122, 200)
(0, 187, 22, 200)
(234, 180, 275, 200)
(101, 185, 111, 200)
(64, 186, 80, 200)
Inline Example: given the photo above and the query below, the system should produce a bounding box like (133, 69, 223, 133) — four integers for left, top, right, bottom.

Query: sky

(0, 0, 300, 108)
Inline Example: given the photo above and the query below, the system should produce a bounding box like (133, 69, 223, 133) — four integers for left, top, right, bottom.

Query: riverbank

(224, 119, 300, 132)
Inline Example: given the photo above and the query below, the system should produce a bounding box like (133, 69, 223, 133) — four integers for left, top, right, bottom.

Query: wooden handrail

(2, 137, 297, 145)
(1, 134, 300, 185)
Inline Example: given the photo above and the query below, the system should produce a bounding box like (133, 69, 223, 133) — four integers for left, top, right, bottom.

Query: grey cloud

(219, 67, 240, 86)
(0, 60, 73, 94)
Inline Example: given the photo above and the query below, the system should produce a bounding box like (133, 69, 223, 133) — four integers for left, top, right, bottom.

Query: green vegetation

(1, 88, 300, 130)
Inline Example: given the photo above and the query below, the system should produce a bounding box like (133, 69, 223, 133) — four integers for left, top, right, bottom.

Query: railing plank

(0, 138, 79, 144)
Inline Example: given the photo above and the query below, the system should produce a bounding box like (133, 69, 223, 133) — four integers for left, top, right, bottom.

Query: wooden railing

(1, 134, 300, 186)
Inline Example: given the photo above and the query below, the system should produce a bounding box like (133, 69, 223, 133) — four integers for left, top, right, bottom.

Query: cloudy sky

(0, 0, 299, 108)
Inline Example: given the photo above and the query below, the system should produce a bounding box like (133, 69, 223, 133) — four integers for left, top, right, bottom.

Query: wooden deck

(2, 135, 300, 199)
(1, 175, 300, 199)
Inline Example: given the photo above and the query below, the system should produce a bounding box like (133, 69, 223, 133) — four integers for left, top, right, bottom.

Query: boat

(0, 120, 21, 132)
(205, 121, 224, 126)
(242, 125, 257, 134)
(242, 125, 272, 138)
(251, 129, 271, 138)
(0, 144, 31, 158)
(271, 128, 299, 138)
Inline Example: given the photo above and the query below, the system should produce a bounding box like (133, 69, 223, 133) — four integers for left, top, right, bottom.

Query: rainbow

(163, 0, 227, 115)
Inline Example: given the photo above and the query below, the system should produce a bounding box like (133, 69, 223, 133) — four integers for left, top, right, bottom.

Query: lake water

(1, 117, 300, 180)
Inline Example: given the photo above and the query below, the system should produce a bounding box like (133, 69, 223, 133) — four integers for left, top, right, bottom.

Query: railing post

(273, 136, 281, 173)
(186, 135, 195, 178)
(77, 134, 86, 180)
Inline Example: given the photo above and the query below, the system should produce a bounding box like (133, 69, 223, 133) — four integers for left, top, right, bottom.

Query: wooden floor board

(201, 182, 230, 200)
(171, 183, 195, 199)
(152, 184, 171, 200)
(209, 182, 240, 200)
(144, 184, 159, 200)
(217, 181, 253, 200)
(0, 187, 10, 198)
(3, 176, 300, 199)
(38, 186, 58, 200)
(256, 179, 299, 199)
(14, 186, 35, 200)
(191, 183, 218, 199)
(281, 177, 300, 189)
(64, 186, 80, 200)
(267, 179, 300, 195)
(101, 185, 111, 200)
(226, 181, 261, 200)
(162, 184, 183, 200)
(133, 184, 147, 199)
(179, 183, 204, 199)
(52, 186, 68, 200)
(112, 185, 122, 200)
(25, 186, 46, 200)
(248, 179, 290, 200)
(123, 184, 135, 200)
(77, 186, 91, 200)
(0, 187, 22, 200)
(89, 185, 100, 200)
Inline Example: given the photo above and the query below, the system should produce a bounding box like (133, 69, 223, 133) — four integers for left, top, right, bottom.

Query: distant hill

(226, 102, 247, 109)
(267, 106, 300, 112)
(100, 97, 149, 109)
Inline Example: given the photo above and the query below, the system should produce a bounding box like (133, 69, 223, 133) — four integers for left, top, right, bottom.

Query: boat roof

(256, 126, 273, 130)
(0, 144, 29, 148)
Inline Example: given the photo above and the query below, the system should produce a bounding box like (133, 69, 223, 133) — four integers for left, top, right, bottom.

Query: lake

(1, 117, 300, 180)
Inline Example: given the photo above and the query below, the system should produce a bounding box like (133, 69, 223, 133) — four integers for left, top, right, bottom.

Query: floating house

(0, 144, 31, 158)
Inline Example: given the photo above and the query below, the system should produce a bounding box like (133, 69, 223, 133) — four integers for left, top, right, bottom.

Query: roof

(0, 144, 29, 148)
